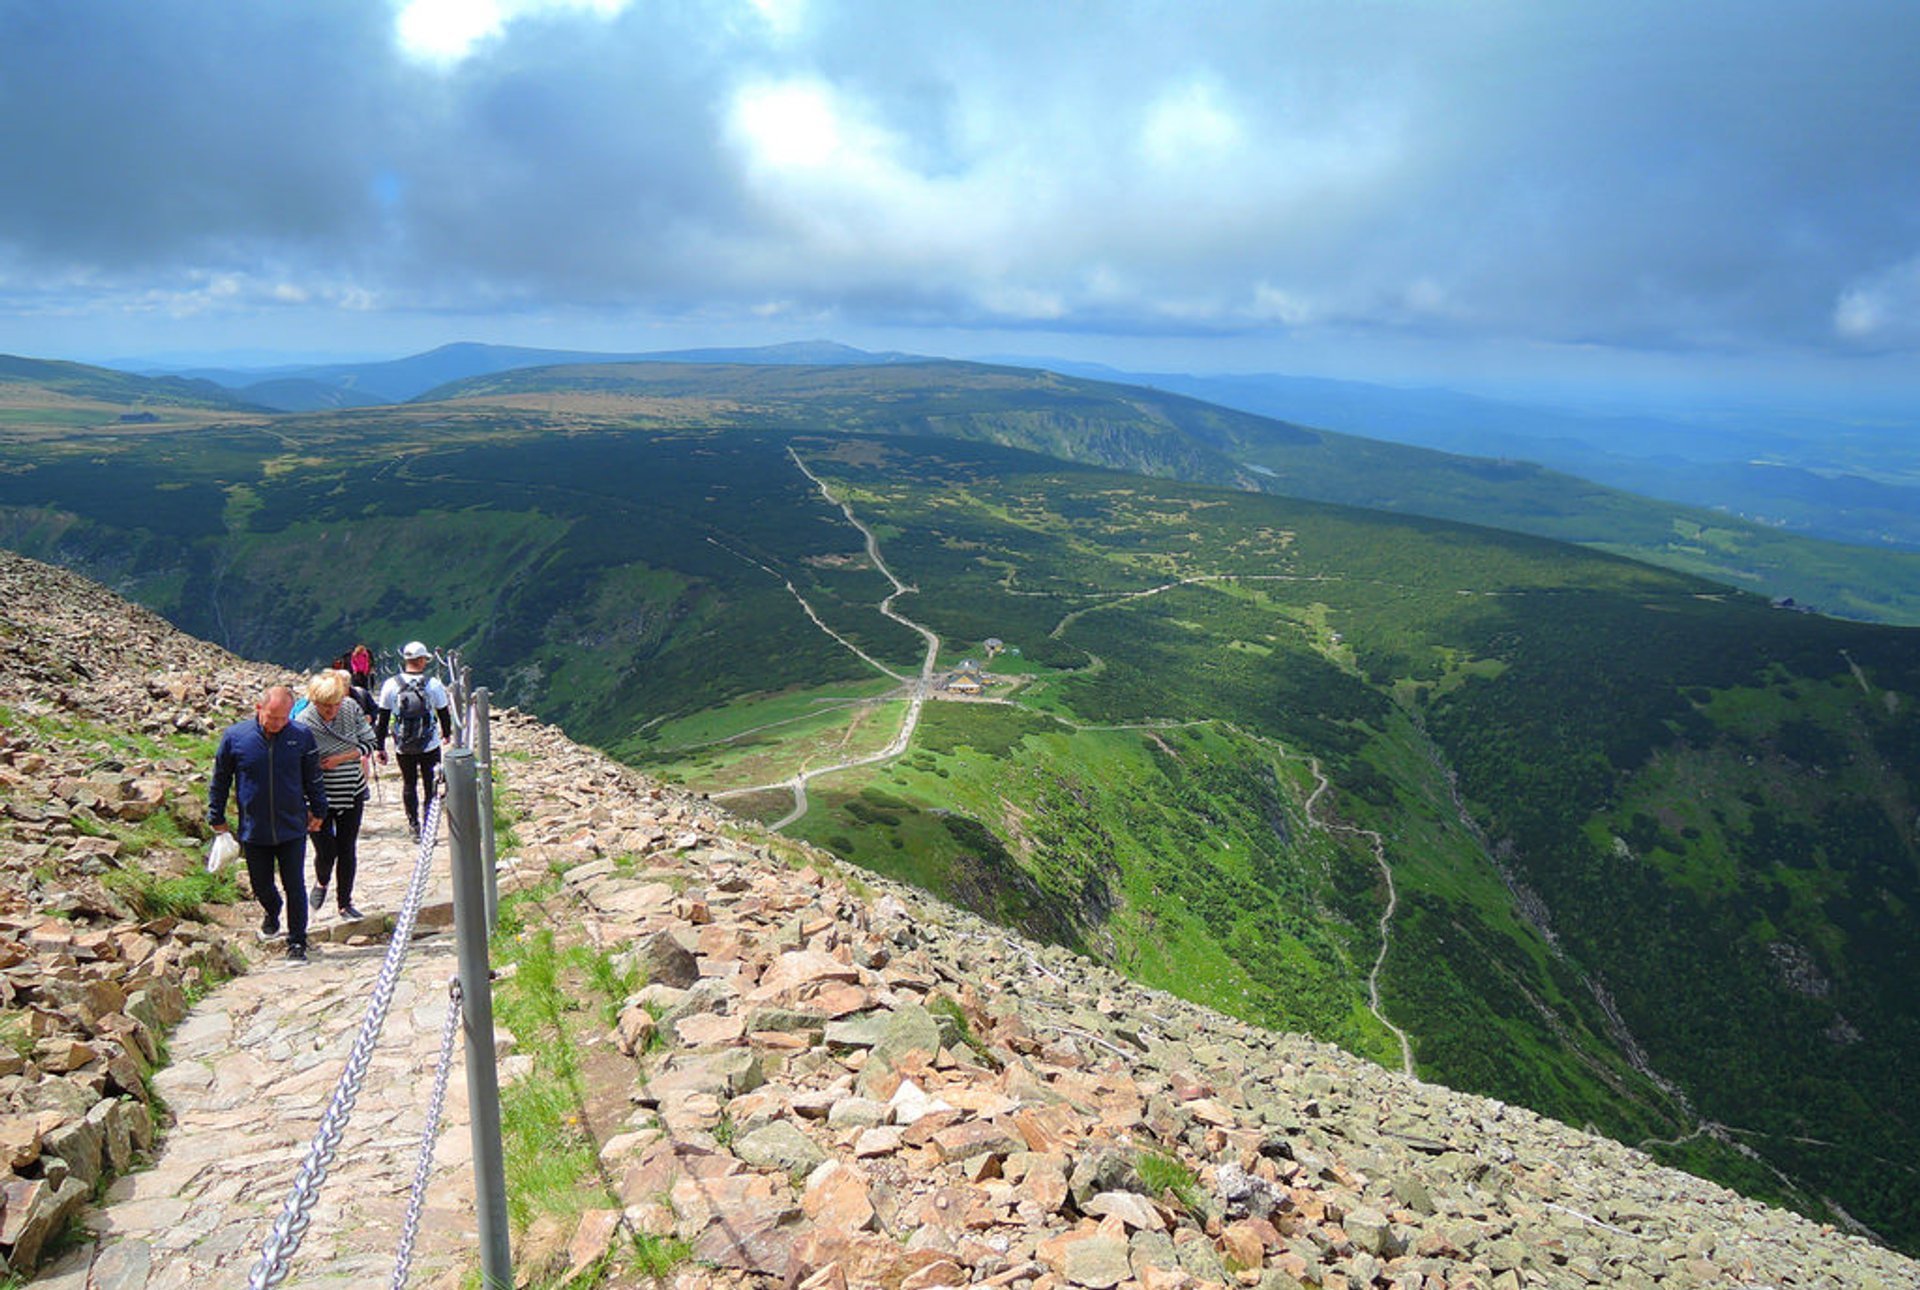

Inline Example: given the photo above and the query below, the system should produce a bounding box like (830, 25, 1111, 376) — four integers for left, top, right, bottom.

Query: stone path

(39, 788, 481, 1289)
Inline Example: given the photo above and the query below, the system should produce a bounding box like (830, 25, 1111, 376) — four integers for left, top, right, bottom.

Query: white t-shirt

(377, 671, 453, 754)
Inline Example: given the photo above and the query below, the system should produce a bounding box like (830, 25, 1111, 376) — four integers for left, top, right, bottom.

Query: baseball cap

(401, 641, 430, 661)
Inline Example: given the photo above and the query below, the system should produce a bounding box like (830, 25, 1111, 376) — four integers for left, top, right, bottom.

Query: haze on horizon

(3, 0, 1918, 409)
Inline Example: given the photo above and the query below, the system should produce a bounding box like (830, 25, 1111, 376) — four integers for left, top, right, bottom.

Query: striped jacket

(298, 698, 376, 809)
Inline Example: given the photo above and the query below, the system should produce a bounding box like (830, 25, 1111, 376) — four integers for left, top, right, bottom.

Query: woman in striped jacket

(299, 670, 377, 919)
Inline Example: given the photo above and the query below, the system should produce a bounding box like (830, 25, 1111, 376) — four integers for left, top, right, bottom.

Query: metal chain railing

(390, 975, 467, 1289)
(246, 784, 450, 1290)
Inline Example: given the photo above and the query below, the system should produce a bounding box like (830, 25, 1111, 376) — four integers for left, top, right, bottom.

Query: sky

(2, 0, 1919, 401)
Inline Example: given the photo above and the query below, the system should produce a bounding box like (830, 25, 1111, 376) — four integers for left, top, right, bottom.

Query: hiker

(207, 684, 326, 963)
(344, 667, 378, 723)
(348, 642, 375, 689)
(299, 670, 377, 919)
(374, 641, 453, 840)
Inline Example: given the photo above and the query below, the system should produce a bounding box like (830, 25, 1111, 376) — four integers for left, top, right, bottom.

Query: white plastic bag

(206, 831, 239, 873)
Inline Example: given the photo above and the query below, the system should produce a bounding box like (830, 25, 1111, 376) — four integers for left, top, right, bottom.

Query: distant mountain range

(13, 343, 1920, 623)
(1004, 358, 1920, 554)
(130, 338, 1920, 554)
(146, 339, 923, 411)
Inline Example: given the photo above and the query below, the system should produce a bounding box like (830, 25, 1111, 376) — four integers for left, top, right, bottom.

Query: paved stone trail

(39, 789, 482, 1290)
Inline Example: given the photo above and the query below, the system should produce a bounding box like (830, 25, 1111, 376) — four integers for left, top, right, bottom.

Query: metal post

(444, 749, 512, 1287)
(473, 687, 499, 928)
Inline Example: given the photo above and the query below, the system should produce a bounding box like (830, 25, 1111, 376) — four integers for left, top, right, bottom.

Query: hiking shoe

(286, 943, 308, 963)
(310, 882, 327, 907)
(259, 912, 281, 939)
(340, 904, 366, 920)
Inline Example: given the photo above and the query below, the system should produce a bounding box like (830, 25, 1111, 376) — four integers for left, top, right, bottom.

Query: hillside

(0, 352, 263, 436)
(418, 359, 1920, 623)
(7, 549, 1919, 1289)
(1, 379, 1918, 1251)
(1041, 362, 1920, 556)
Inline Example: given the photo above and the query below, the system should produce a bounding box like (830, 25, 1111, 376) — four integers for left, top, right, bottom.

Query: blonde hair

(307, 671, 348, 706)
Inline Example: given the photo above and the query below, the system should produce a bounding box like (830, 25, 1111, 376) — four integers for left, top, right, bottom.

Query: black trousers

(244, 836, 309, 948)
(395, 748, 442, 833)
(312, 798, 366, 909)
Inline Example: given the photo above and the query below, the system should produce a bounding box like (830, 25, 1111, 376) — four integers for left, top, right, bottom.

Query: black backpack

(393, 674, 435, 754)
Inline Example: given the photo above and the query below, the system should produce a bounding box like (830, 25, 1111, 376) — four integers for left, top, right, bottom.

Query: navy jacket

(207, 716, 328, 845)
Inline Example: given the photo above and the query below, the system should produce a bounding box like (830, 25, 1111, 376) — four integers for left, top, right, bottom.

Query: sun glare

(394, 0, 635, 65)
(733, 81, 842, 170)
(394, 0, 504, 63)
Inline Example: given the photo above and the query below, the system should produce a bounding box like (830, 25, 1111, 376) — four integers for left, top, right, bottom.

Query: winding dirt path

(1302, 756, 1415, 1076)
(711, 451, 942, 829)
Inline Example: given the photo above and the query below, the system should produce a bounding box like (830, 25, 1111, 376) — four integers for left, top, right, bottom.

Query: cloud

(1835, 257, 1920, 345)
(1, 0, 1918, 366)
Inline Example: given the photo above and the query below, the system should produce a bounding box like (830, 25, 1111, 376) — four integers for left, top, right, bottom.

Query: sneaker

(310, 882, 327, 907)
(259, 912, 281, 939)
(286, 943, 308, 963)
(340, 904, 366, 920)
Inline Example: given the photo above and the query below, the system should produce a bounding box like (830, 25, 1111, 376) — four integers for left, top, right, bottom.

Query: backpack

(392, 674, 435, 754)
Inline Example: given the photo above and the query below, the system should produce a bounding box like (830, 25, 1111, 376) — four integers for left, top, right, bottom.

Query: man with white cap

(374, 641, 454, 840)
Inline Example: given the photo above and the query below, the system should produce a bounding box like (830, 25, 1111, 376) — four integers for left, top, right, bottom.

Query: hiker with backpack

(374, 641, 454, 841)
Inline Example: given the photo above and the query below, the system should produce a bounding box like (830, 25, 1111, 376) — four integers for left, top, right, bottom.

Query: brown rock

(691, 1195, 801, 1274)
(1012, 1103, 1087, 1154)
(616, 1004, 658, 1055)
(567, 1208, 622, 1281)
(853, 1126, 904, 1158)
(757, 949, 862, 1000)
(35, 1036, 96, 1073)
(0, 1111, 62, 1170)
(1083, 1190, 1166, 1231)
(637, 928, 701, 989)
(795, 1261, 849, 1290)
(1218, 1222, 1266, 1271)
(789, 1231, 956, 1290)
(1017, 1158, 1070, 1215)
(677, 1012, 746, 1047)
(929, 1118, 1025, 1164)
(900, 1258, 969, 1290)
(804, 1161, 877, 1232)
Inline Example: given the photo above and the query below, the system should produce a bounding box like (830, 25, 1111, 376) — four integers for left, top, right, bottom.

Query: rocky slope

(0, 550, 281, 1273)
(490, 716, 1917, 1290)
(1, 546, 1915, 1288)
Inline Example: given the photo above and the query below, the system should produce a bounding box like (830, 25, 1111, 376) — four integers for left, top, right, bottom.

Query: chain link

(247, 777, 450, 1290)
(390, 974, 466, 1289)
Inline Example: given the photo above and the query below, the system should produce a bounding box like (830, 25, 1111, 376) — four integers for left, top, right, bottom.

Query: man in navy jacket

(208, 685, 327, 962)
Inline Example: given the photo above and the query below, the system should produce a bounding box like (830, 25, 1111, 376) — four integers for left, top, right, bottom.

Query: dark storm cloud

(2, 0, 1918, 358)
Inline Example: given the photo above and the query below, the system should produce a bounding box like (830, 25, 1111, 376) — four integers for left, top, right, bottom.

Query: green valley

(1, 360, 1917, 1250)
